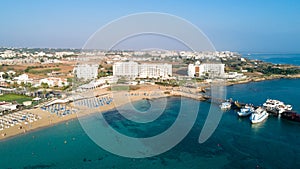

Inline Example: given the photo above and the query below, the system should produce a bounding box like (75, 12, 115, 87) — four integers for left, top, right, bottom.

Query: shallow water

(1, 79, 300, 169)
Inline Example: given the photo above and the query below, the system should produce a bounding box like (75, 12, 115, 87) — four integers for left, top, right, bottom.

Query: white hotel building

(113, 61, 172, 79)
(113, 61, 139, 78)
(74, 64, 99, 80)
(188, 61, 225, 78)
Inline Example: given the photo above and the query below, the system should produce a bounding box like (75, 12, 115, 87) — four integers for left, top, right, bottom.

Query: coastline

(225, 74, 300, 86)
(0, 85, 172, 141)
(1, 76, 300, 141)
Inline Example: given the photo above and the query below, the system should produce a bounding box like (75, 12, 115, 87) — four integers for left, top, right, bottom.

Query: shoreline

(0, 85, 171, 141)
(1, 76, 300, 141)
(225, 74, 300, 86)
(0, 116, 79, 142)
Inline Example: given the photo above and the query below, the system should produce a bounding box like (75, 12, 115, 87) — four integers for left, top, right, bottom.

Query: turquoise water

(1, 79, 300, 169)
(242, 53, 300, 66)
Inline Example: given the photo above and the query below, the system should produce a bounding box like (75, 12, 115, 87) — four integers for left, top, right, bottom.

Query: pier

(202, 95, 300, 123)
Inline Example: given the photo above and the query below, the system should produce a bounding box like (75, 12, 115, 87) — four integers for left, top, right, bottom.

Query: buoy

(64, 140, 67, 144)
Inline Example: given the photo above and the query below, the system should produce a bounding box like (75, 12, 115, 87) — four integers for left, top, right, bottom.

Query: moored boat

(263, 99, 284, 110)
(237, 105, 255, 117)
(250, 107, 268, 123)
(263, 99, 293, 114)
(220, 101, 231, 110)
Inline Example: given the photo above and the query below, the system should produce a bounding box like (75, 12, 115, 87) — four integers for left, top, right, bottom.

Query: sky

(0, 0, 299, 53)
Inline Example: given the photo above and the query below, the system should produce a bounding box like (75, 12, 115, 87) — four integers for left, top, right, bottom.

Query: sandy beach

(1, 75, 300, 141)
(0, 84, 173, 141)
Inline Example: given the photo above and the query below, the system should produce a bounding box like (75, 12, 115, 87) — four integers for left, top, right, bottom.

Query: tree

(20, 82, 25, 87)
(12, 82, 18, 88)
(25, 83, 32, 88)
(67, 78, 73, 83)
(41, 82, 49, 89)
(2, 73, 9, 79)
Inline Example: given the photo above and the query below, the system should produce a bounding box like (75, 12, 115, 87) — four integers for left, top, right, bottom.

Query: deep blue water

(242, 53, 300, 66)
(1, 79, 300, 169)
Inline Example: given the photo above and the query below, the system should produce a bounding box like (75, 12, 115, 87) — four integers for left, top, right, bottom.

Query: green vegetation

(26, 68, 61, 74)
(40, 82, 49, 89)
(24, 66, 61, 74)
(0, 94, 33, 104)
(109, 85, 129, 91)
(172, 65, 182, 68)
(155, 81, 179, 87)
(97, 65, 113, 78)
(67, 78, 73, 83)
(97, 71, 107, 78)
(220, 56, 300, 76)
(109, 85, 140, 91)
(61, 85, 71, 91)
(260, 66, 300, 76)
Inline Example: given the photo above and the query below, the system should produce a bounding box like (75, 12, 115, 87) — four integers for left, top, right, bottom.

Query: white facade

(0, 103, 17, 111)
(0, 72, 5, 81)
(13, 74, 32, 84)
(74, 64, 99, 80)
(188, 63, 196, 77)
(138, 63, 172, 79)
(200, 63, 225, 77)
(38, 77, 69, 87)
(113, 61, 172, 79)
(188, 62, 225, 78)
(113, 61, 139, 78)
(7, 70, 16, 75)
(224, 72, 246, 80)
(79, 76, 118, 90)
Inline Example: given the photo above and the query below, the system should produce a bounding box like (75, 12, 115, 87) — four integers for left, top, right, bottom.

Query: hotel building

(188, 61, 225, 78)
(113, 61, 172, 79)
(113, 61, 139, 78)
(74, 64, 99, 80)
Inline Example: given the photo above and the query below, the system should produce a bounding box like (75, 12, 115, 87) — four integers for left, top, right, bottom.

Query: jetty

(202, 95, 300, 123)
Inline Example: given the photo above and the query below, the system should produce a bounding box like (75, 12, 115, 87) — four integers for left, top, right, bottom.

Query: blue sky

(0, 0, 299, 52)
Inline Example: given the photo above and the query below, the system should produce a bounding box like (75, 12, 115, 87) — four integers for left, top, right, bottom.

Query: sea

(242, 53, 300, 66)
(1, 54, 300, 169)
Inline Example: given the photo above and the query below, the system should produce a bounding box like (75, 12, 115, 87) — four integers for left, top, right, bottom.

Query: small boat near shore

(220, 101, 231, 110)
(237, 104, 255, 117)
(250, 107, 269, 124)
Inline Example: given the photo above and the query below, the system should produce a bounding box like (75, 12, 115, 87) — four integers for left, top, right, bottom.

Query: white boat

(263, 99, 293, 114)
(220, 102, 231, 110)
(237, 105, 254, 117)
(276, 104, 293, 114)
(250, 107, 268, 124)
(286, 105, 293, 111)
(263, 99, 284, 110)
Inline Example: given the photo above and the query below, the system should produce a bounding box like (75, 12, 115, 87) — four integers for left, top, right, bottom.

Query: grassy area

(109, 85, 140, 91)
(0, 94, 33, 104)
(27, 68, 61, 74)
